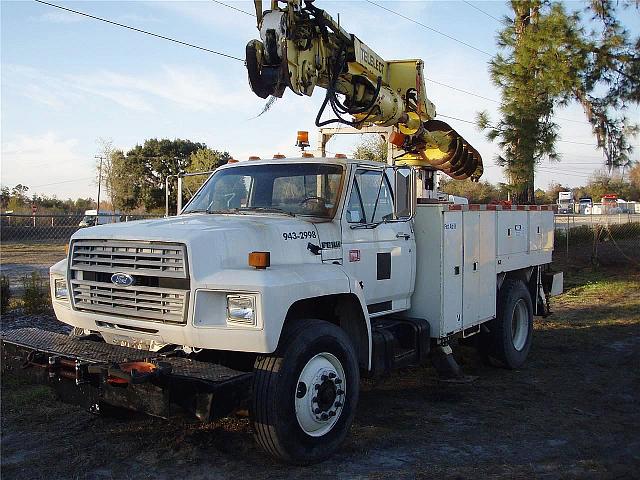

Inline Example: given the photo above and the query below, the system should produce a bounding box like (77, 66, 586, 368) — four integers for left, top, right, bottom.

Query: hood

(71, 213, 332, 277)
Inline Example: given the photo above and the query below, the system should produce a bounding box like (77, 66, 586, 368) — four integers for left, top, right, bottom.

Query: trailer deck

(1, 328, 252, 421)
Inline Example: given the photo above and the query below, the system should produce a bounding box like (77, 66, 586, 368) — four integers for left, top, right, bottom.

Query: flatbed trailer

(1, 328, 251, 421)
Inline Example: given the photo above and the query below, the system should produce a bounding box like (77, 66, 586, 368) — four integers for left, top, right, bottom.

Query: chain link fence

(0, 214, 161, 244)
(554, 213, 640, 267)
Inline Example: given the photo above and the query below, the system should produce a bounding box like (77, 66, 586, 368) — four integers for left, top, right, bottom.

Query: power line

(437, 113, 476, 125)
(438, 113, 601, 146)
(462, 1, 502, 23)
(365, 0, 493, 57)
(34, 0, 244, 62)
(32, 177, 95, 188)
(210, 0, 255, 17)
(426, 78, 498, 103)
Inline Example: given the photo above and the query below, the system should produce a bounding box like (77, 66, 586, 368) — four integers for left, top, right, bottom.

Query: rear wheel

(251, 318, 359, 464)
(481, 279, 533, 369)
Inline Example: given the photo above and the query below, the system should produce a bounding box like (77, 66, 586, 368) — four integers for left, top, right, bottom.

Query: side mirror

(391, 166, 412, 219)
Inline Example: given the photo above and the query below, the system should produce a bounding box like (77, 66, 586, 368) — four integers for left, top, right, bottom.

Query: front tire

(482, 279, 533, 369)
(251, 318, 360, 464)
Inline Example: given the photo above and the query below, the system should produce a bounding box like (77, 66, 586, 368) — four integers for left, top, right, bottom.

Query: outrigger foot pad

(431, 345, 478, 383)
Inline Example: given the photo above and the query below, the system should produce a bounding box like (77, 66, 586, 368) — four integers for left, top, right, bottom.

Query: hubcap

(511, 298, 529, 351)
(294, 352, 346, 437)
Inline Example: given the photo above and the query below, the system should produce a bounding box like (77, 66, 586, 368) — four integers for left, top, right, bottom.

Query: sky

(1, 0, 639, 201)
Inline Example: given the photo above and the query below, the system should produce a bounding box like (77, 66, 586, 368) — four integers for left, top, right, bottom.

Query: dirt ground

(0, 243, 67, 293)
(1, 259, 639, 479)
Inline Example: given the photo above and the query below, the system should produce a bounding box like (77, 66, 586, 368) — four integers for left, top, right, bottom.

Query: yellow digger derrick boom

(246, 0, 483, 181)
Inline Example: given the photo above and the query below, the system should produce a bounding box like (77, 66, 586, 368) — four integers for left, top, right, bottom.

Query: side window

(346, 169, 395, 223)
(372, 174, 393, 223)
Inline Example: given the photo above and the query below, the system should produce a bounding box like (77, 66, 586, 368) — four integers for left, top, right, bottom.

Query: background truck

(78, 209, 121, 227)
(1, 0, 562, 465)
(557, 191, 574, 214)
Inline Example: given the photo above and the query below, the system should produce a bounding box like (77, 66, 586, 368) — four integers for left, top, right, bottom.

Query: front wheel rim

(294, 352, 346, 437)
(511, 298, 529, 351)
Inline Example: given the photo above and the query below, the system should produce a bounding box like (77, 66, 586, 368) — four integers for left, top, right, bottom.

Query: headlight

(226, 294, 256, 326)
(54, 278, 68, 299)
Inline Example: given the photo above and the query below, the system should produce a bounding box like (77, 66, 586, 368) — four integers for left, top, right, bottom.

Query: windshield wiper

(236, 207, 295, 217)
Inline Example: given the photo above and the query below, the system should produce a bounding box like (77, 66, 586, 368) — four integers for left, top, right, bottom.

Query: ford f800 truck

(2, 156, 562, 464)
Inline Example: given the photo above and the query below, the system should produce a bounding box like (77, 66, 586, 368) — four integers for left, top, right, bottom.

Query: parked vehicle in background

(557, 191, 574, 214)
(601, 194, 620, 214)
(578, 197, 592, 214)
(78, 210, 121, 227)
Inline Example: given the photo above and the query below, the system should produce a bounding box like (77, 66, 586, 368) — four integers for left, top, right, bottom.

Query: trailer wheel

(483, 279, 533, 369)
(251, 318, 359, 464)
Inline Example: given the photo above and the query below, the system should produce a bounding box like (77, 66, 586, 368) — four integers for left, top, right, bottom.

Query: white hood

(71, 213, 330, 278)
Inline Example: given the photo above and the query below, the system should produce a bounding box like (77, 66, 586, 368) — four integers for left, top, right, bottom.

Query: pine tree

(479, 0, 638, 204)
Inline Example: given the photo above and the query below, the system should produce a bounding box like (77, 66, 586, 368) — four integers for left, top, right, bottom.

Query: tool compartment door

(441, 210, 463, 335)
(477, 211, 497, 321)
(462, 211, 480, 327)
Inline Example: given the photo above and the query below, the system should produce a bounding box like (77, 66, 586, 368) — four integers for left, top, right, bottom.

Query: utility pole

(95, 155, 105, 215)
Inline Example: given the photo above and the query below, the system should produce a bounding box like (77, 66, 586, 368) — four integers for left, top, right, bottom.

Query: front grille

(70, 240, 187, 278)
(69, 240, 189, 324)
(70, 279, 188, 324)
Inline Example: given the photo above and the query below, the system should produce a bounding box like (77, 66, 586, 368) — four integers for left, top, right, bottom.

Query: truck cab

(45, 156, 560, 464)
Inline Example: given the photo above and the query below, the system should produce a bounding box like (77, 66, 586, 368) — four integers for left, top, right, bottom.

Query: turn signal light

(249, 251, 270, 270)
(302, 152, 315, 158)
(248, 155, 261, 161)
(296, 130, 310, 148)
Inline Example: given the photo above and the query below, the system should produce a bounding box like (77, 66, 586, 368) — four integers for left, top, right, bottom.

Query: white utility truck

(3, 155, 561, 464)
(1, 0, 563, 464)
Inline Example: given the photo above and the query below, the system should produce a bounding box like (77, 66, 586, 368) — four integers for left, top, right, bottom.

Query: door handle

(396, 233, 411, 240)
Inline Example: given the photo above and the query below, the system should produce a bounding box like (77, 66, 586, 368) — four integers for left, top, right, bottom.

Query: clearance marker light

(248, 155, 261, 160)
(228, 158, 239, 163)
(249, 251, 270, 270)
(335, 153, 347, 158)
(302, 152, 315, 158)
(273, 154, 286, 159)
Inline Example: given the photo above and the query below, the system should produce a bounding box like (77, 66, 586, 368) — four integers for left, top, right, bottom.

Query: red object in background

(31, 204, 37, 214)
(489, 200, 512, 208)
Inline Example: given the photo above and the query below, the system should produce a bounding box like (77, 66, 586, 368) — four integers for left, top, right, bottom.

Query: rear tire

(481, 279, 533, 369)
(251, 319, 359, 464)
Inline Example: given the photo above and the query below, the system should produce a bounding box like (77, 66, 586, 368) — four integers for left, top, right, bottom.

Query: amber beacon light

(249, 251, 271, 269)
(296, 131, 310, 149)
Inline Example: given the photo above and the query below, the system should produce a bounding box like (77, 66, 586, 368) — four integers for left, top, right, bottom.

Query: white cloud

(1, 133, 95, 198)
(4, 63, 252, 113)
(30, 11, 84, 24)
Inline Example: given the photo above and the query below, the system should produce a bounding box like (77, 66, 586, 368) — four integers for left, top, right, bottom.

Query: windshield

(183, 163, 344, 218)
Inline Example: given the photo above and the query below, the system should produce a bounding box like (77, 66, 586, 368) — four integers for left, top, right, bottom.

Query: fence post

(566, 215, 569, 259)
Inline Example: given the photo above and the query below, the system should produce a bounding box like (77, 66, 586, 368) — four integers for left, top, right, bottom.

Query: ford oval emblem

(111, 273, 134, 287)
